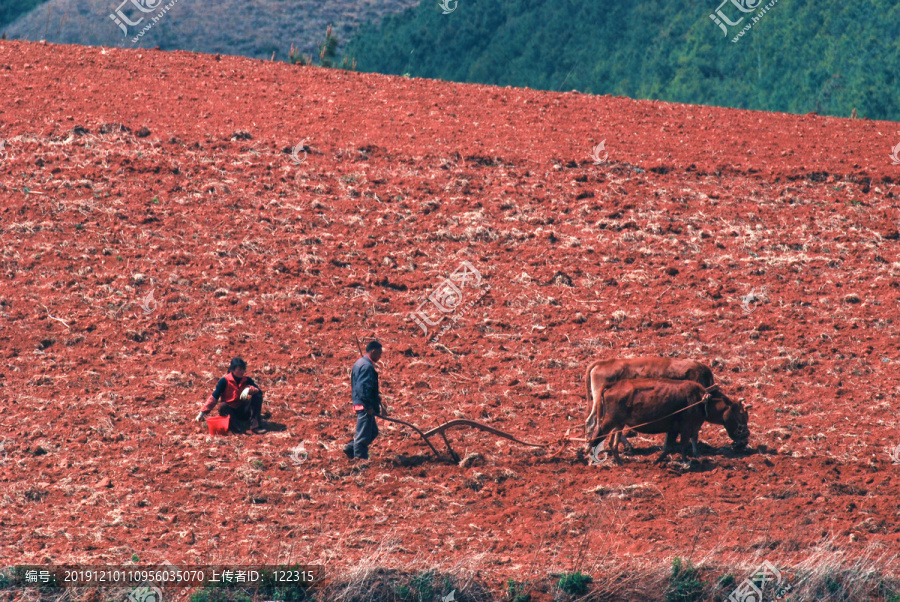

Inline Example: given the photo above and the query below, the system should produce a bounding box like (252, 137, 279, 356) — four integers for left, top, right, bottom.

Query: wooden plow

(379, 414, 547, 463)
(353, 335, 569, 462)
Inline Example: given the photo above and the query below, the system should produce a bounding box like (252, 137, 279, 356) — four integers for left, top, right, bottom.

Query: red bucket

(206, 415, 230, 436)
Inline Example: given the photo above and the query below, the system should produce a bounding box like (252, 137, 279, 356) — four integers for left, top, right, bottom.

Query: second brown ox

(584, 357, 715, 452)
(587, 377, 751, 463)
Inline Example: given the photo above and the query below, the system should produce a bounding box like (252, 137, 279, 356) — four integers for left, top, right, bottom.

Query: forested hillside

(346, 0, 900, 121)
(1, 0, 417, 59)
(0, 0, 48, 31)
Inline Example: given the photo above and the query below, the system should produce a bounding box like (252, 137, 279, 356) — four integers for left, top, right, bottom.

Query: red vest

(221, 372, 251, 408)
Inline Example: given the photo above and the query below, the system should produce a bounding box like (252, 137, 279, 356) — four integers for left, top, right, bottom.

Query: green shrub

(506, 578, 531, 602)
(557, 572, 592, 596)
(718, 573, 735, 589)
(395, 583, 412, 599)
(190, 590, 253, 602)
(665, 557, 705, 602)
(288, 25, 356, 70)
(317, 25, 338, 68)
(409, 570, 435, 601)
(288, 43, 313, 66)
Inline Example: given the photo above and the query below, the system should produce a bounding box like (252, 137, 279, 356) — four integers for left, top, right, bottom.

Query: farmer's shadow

(262, 420, 288, 433)
(232, 419, 288, 434)
(389, 453, 444, 468)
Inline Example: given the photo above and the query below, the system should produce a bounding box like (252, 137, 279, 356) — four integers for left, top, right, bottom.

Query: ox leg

(587, 431, 614, 465)
(593, 423, 622, 464)
(620, 429, 635, 454)
(589, 415, 624, 464)
(679, 426, 700, 461)
(585, 418, 604, 456)
(656, 432, 676, 463)
(586, 413, 611, 455)
(610, 430, 623, 464)
(610, 430, 619, 453)
(585, 431, 598, 457)
(584, 413, 596, 442)
(584, 384, 605, 442)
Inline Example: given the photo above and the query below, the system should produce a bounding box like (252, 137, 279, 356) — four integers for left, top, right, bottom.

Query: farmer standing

(195, 357, 267, 434)
(344, 341, 383, 460)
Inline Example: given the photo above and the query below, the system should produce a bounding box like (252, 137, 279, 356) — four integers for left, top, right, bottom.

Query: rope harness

(373, 394, 714, 462)
(548, 393, 713, 459)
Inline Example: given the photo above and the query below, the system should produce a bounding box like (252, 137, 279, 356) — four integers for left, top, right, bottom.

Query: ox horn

(704, 384, 720, 393)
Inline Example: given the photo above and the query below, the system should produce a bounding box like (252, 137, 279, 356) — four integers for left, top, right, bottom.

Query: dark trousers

(344, 411, 378, 459)
(218, 392, 263, 432)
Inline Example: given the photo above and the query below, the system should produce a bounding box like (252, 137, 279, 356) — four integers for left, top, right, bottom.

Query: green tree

(289, 25, 356, 71)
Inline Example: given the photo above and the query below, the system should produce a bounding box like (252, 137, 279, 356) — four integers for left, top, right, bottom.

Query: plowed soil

(1, 40, 899, 597)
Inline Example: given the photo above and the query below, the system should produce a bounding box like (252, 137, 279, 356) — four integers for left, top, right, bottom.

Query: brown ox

(587, 378, 751, 463)
(584, 357, 715, 453)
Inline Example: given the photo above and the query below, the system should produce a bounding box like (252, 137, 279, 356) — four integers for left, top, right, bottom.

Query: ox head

(706, 386, 751, 449)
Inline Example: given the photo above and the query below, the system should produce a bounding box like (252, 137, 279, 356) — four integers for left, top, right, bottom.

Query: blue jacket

(351, 356, 381, 414)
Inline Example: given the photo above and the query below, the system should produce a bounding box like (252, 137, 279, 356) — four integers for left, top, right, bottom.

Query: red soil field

(1, 40, 899, 598)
